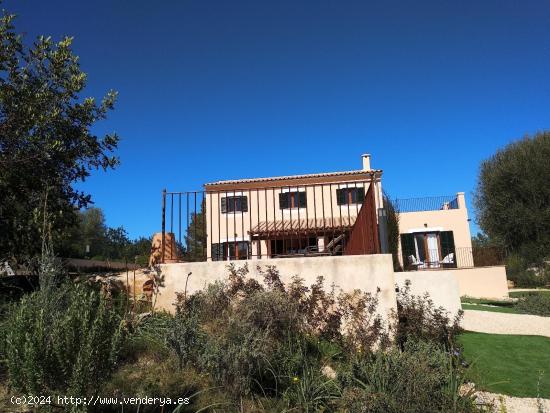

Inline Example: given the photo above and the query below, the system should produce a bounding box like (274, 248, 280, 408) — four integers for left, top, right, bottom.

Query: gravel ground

(462, 310, 550, 337)
(509, 288, 550, 293)
(476, 391, 550, 412)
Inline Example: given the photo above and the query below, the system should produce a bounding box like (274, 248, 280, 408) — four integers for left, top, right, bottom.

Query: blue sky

(8, 0, 550, 239)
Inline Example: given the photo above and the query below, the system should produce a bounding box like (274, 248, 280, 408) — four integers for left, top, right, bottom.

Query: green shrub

(4, 283, 124, 406)
(104, 312, 229, 412)
(122, 312, 173, 362)
(338, 340, 476, 413)
(338, 289, 389, 353)
(516, 293, 550, 317)
(168, 265, 359, 399)
(198, 317, 275, 396)
(185, 281, 230, 323)
(396, 280, 463, 349)
(195, 289, 301, 396)
(281, 358, 341, 412)
(167, 307, 206, 369)
(100, 354, 227, 413)
(161, 265, 474, 410)
(506, 254, 550, 288)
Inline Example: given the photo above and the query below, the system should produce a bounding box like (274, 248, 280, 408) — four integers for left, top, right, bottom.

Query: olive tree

(0, 10, 119, 260)
(474, 132, 550, 263)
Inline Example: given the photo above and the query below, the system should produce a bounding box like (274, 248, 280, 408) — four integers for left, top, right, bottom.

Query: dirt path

(462, 310, 550, 337)
(509, 288, 550, 293)
(477, 391, 550, 412)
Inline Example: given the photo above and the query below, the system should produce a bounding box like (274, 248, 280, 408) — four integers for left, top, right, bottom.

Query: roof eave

(204, 169, 383, 190)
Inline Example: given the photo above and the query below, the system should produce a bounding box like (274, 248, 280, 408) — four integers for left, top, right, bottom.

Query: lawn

(461, 303, 522, 314)
(509, 290, 550, 299)
(460, 296, 521, 314)
(460, 296, 514, 306)
(459, 332, 550, 398)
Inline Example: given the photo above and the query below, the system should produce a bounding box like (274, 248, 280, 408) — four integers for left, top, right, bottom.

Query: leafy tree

(57, 207, 151, 263)
(57, 207, 106, 258)
(104, 226, 131, 260)
(125, 236, 152, 266)
(474, 132, 550, 263)
(471, 232, 494, 249)
(82, 208, 108, 257)
(0, 9, 119, 261)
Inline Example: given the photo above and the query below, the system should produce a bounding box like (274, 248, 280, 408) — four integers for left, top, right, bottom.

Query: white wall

(394, 272, 462, 317)
(120, 254, 470, 323)
(155, 254, 397, 321)
(450, 266, 509, 299)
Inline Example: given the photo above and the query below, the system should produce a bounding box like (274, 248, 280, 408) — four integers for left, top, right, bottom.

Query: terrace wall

(157, 254, 397, 321)
(451, 265, 509, 299)
(121, 254, 471, 321)
(394, 271, 462, 316)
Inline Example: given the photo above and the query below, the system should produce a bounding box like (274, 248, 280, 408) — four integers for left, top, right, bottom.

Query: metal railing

(160, 180, 382, 263)
(402, 246, 504, 271)
(395, 195, 459, 213)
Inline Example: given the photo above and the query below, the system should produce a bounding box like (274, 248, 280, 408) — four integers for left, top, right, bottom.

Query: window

(279, 191, 307, 209)
(400, 231, 455, 269)
(221, 196, 248, 213)
(336, 187, 365, 205)
(211, 241, 250, 261)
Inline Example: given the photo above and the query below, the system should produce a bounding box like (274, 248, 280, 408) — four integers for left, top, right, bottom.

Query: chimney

(362, 153, 371, 170)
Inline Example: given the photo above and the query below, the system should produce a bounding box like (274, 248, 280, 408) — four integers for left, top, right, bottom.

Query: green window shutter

(439, 231, 455, 257)
(279, 193, 289, 209)
(356, 187, 365, 204)
(400, 233, 415, 265)
(241, 196, 248, 212)
(299, 192, 307, 208)
(221, 197, 227, 213)
(336, 189, 346, 205)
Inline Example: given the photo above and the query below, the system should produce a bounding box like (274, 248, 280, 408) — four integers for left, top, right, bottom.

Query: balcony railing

(160, 180, 382, 263)
(402, 246, 504, 271)
(395, 195, 459, 213)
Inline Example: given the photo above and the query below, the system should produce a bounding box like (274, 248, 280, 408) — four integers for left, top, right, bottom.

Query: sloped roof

(204, 169, 382, 187)
(249, 216, 357, 237)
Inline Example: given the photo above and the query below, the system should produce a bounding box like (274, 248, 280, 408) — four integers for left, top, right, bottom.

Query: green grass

(509, 290, 550, 299)
(460, 296, 519, 314)
(460, 296, 514, 306)
(461, 303, 522, 314)
(459, 332, 550, 398)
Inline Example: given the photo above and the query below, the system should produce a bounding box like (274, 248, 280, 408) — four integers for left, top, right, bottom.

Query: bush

(167, 264, 390, 400)
(338, 340, 476, 413)
(4, 283, 124, 404)
(506, 254, 550, 288)
(194, 288, 302, 396)
(281, 355, 341, 412)
(122, 312, 173, 362)
(338, 289, 389, 353)
(396, 280, 463, 349)
(162, 265, 474, 410)
(197, 315, 275, 396)
(516, 293, 550, 317)
(100, 353, 227, 413)
(167, 308, 205, 369)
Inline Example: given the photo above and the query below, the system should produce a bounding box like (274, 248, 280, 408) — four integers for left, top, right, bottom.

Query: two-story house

(160, 154, 476, 271)
(204, 154, 383, 261)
